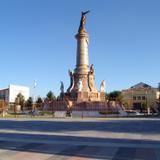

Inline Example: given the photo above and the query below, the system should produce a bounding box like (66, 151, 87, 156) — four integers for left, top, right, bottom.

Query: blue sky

(0, 0, 160, 97)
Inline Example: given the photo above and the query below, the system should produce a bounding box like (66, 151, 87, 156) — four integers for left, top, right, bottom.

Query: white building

(0, 84, 30, 103)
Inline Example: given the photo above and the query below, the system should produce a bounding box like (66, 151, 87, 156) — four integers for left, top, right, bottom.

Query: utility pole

(2, 95, 5, 117)
(145, 90, 149, 115)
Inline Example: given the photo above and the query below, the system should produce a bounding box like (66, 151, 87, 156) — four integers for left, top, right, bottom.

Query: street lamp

(2, 95, 5, 117)
(32, 80, 37, 111)
(158, 83, 160, 109)
(131, 89, 133, 109)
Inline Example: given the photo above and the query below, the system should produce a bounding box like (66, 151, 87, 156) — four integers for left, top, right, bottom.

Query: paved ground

(0, 117, 160, 160)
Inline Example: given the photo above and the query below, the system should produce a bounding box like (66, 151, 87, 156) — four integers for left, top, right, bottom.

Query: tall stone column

(75, 31, 89, 74)
(73, 30, 90, 93)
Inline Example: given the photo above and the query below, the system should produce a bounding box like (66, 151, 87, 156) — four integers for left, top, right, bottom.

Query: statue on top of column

(78, 10, 90, 32)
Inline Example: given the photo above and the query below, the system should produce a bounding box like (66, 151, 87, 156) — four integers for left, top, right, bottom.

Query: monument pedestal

(77, 92, 88, 102)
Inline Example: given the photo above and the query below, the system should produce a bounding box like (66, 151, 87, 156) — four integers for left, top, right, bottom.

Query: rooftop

(130, 82, 152, 89)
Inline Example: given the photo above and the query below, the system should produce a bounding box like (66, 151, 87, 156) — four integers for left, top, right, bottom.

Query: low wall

(54, 111, 66, 118)
(42, 100, 127, 117)
(72, 111, 106, 117)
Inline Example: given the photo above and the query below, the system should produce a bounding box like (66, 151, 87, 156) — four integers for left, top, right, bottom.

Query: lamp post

(2, 95, 5, 117)
(145, 90, 149, 115)
(131, 89, 133, 110)
(158, 83, 160, 110)
(145, 90, 148, 114)
(33, 80, 37, 111)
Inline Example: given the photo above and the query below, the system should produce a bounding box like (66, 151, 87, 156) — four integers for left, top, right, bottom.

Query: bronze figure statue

(78, 10, 90, 32)
(67, 69, 74, 92)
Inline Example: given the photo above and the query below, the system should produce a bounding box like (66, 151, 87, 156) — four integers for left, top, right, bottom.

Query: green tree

(106, 91, 123, 103)
(46, 91, 56, 101)
(36, 96, 43, 108)
(25, 97, 33, 110)
(56, 95, 61, 100)
(15, 93, 25, 111)
(36, 96, 43, 103)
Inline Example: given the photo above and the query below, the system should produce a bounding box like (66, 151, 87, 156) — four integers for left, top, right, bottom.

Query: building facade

(122, 82, 158, 111)
(0, 84, 30, 103)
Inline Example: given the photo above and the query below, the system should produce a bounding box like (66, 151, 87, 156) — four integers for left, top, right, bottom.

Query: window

(133, 96, 136, 100)
(142, 96, 145, 100)
(137, 96, 141, 100)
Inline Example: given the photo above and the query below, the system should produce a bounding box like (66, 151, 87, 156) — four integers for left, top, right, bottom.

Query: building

(122, 82, 158, 111)
(0, 84, 30, 103)
(156, 91, 160, 100)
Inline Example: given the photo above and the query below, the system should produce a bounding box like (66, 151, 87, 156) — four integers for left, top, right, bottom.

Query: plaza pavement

(0, 117, 159, 160)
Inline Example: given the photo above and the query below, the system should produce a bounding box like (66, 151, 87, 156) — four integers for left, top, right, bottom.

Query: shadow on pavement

(0, 119, 160, 134)
(0, 132, 159, 159)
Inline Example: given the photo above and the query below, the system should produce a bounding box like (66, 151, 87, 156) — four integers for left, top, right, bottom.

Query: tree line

(15, 90, 57, 111)
(15, 90, 124, 111)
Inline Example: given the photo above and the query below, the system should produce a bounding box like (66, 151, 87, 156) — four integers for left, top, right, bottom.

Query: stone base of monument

(77, 91, 101, 102)
(43, 100, 127, 118)
(71, 101, 127, 117)
(71, 111, 105, 117)
(64, 91, 106, 102)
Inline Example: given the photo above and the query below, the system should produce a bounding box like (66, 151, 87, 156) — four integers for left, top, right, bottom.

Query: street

(0, 118, 159, 160)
